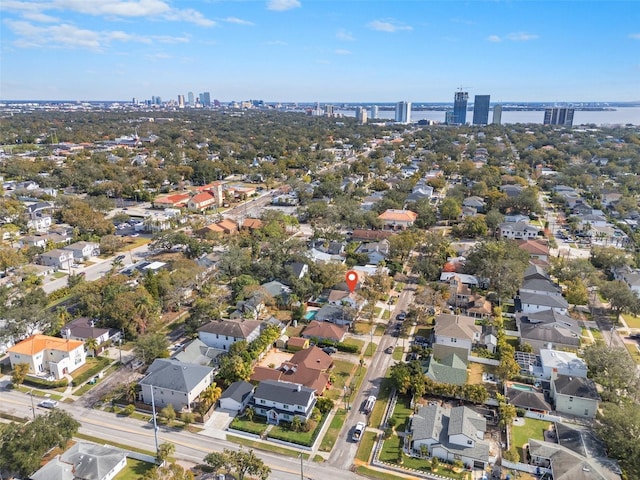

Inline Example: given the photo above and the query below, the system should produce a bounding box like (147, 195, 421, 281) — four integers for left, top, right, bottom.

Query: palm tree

(157, 442, 175, 464)
(85, 337, 99, 357)
(199, 382, 222, 411)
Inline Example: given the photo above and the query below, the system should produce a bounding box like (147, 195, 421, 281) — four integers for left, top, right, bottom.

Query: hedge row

(71, 357, 112, 386)
(314, 339, 360, 354)
(23, 377, 68, 389)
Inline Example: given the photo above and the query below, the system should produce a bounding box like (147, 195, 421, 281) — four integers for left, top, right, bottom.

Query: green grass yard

(623, 342, 640, 365)
(229, 415, 269, 435)
(511, 418, 552, 461)
(113, 458, 155, 480)
(622, 314, 640, 329)
(319, 409, 347, 452)
(356, 431, 377, 462)
(325, 359, 355, 401)
(342, 337, 365, 354)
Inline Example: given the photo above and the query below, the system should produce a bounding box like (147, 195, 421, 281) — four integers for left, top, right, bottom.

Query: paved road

(328, 280, 416, 470)
(42, 242, 151, 294)
(0, 386, 365, 480)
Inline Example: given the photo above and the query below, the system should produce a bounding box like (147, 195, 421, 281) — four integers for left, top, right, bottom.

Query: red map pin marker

(346, 270, 358, 293)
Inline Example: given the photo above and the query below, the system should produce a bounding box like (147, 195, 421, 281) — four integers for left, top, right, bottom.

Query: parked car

(352, 422, 366, 442)
(397, 311, 407, 321)
(322, 346, 337, 355)
(38, 399, 58, 409)
(385, 346, 394, 354)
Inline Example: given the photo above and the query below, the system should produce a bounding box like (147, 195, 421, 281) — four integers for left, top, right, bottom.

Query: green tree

(160, 404, 176, 424)
(599, 280, 640, 315)
(85, 337, 99, 357)
(565, 278, 588, 306)
(142, 462, 194, 480)
(465, 239, 530, 302)
(134, 332, 170, 365)
(497, 344, 520, 381)
(583, 343, 640, 403)
(595, 402, 640, 479)
(204, 448, 270, 480)
(11, 362, 30, 386)
(157, 442, 176, 463)
(439, 197, 462, 221)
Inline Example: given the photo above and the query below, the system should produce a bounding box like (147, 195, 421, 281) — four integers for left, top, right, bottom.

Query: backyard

(510, 418, 552, 461)
(113, 458, 155, 480)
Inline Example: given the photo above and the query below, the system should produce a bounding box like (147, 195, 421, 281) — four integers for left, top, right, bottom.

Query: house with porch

(252, 380, 316, 425)
(408, 404, 490, 470)
(198, 319, 262, 351)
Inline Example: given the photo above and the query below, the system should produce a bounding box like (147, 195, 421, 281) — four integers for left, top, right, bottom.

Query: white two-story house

(8, 334, 86, 380)
(252, 380, 316, 425)
(198, 319, 262, 351)
(433, 313, 481, 355)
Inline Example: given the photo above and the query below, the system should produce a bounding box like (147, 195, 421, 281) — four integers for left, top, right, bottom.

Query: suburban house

(433, 314, 482, 355)
(38, 248, 74, 268)
(31, 443, 127, 480)
(301, 320, 348, 343)
(462, 196, 485, 213)
(498, 222, 541, 240)
(443, 276, 492, 318)
(198, 320, 262, 351)
(518, 240, 551, 264)
(219, 380, 255, 413)
(61, 317, 116, 353)
(516, 292, 569, 315)
(612, 265, 640, 295)
(539, 349, 588, 380)
(505, 385, 552, 414)
(551, 373, 600, 419)
(8, 334, 86, 380)
(519, 277, 562, 298)
(251, 346, 333, 394)
(408, 404, 490, 470)
(377, 209, 418, 230)
(424, 351, 468, 386)
(64, 241, 100, 260)
(528, 439, 620, 480)
(252, 380, 317, 425)
(517, 310, 581, 353)
(138, 358, 215, 411)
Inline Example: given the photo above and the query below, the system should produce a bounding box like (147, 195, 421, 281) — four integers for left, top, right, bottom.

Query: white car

(38, 399, 58, 409)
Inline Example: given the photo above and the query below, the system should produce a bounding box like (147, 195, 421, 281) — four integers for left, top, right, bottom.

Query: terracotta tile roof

(377, 209, 418, 222)
(287, 337, 309, 349)
(242, 218, 263, 229)
(518, 240, 550, 256)
(8, 334, 84, 355)
(289, 346, 333, 371)
(190, 191, 216, 204)
(301, 321, 347, 342)
(155, 193, 191, 204)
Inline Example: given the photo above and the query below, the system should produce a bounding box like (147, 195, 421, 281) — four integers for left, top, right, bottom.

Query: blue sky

(1, 1, 639, 102)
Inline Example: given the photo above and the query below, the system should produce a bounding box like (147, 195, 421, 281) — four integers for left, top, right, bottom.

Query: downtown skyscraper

(453, 91, 469, 125)
(472, 95, 491, 125)
(544, 107, 575, 126)
(395, 101, 411, 123)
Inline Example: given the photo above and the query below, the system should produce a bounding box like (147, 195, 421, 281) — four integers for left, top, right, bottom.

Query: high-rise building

(543, 107, 575, 126)
(472, 95, 491, 125)
(370, 105, 379, 119)
(445, 111, 456, 124)
(453, 91, 469, 124)
(492, 104, 503, 125)
(177, 95, 185, 108)
(355, 106, 368, 124)
(395, 101, 411, 123)
(325, 105, 335, 117)
(199, 92, 211, 107)
(187, 92, 194, 106)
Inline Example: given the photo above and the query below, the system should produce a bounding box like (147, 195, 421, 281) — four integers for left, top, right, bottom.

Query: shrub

(123, 404, 135, 416)
(516, 408, 526, 417)
(23, 377, 68, 389)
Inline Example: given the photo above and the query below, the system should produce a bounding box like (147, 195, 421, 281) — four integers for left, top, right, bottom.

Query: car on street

(385, 346, 394, 354)
(397, 311, 407, 321)
(352, 422, 366, 442)
(130, 233, 140, 237)
(38, 399, 58, 409)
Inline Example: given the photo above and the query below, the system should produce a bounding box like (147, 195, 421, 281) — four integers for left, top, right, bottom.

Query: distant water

(338, 107, 640, 126)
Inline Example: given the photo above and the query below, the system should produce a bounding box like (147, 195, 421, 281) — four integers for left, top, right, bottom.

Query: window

(467, 440, 473, 445)
(569, 397, 573, 402)
(584, 409, 589, 416)
(283, 405, 289, 410)
(451, 338, 457, 343)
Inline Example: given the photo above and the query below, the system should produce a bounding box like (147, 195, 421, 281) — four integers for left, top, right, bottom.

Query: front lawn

(511, 418, 552, 461)
(268, 413, 328, 447)
(114, 458, 155, 480)
(71, 356, 112, 382)
(227, 435, 309, 459)
(356, 431, 377, 462)
(623, 342, 640, 365)
(324, 359, 355, 400)
(342, 337, 365, 354)
(392, 347, 404, 361)
(364, 342, 377, 357)
(369, 377, 393, 428)
(389, 395, 413, 431)
(622, 314, 640, 329)
(229, 415, 268, 435)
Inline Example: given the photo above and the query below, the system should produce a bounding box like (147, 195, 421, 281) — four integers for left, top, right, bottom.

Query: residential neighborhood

(0, 103, 639, 480)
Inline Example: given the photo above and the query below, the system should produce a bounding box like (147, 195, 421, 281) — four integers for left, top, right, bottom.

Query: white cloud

(487, 35, 501, 42)
(629, 33, 640, 39)
(506, 32, 539, 41)
(335, 49, 351, 55)
(4, 19, 189, 50)
(3, 1, 215, 27)
(224, 17, 254, 26)
(368, 19, 412, 33)
(22, 12, 59, 23)
(336, 29, 354, 41)
(266, 0, 301, 11)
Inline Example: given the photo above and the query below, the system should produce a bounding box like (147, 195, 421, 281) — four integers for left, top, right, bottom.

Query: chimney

(296, 384, 301, 392)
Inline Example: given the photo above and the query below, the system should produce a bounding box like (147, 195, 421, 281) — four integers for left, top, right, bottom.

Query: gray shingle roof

(198, 319, 262, 339)
(520, 291, 569, 309)
(253, 379, 315, 406)
(507, 388, 552, 411)
(221, 381, 255, 403)
(140, 359, 213, 392)
(553, 375, 600, 400)
(521, 278, 562, 295)
(60, 443, 126, 480)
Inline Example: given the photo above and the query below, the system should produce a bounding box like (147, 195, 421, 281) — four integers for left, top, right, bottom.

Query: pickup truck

(352, 422, 366, 442)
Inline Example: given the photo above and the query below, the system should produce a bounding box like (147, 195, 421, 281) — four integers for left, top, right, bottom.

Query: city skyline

(1, 1, 639, 102)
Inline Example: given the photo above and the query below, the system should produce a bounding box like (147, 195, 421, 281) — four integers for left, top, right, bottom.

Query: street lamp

(29, 389, 35, 420)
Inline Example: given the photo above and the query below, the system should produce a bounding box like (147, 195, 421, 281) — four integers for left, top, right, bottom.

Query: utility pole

(150, 387, 160, 459)
(298, 452, 304, 480)
(29, 389, 35, 420)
